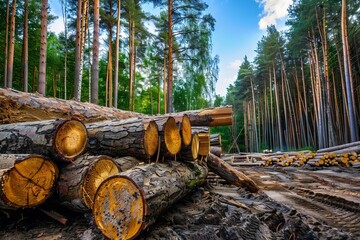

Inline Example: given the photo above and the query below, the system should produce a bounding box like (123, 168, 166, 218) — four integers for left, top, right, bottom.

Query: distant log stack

(93, 161, 208, 239)
(86, 117, 159, 161)
(57, 155, 119, 211)
(210, 134, 222, 147)
(0, 88, 142, 124)
(0, 154, 58, 209)
(0, 119, 88, 161)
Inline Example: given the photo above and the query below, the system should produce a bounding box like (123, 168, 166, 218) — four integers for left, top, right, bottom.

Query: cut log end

(93, 175, 145, 240)
(164, 117, 182, 155)
(181, 114, 192, 147)
(144, 121, 159, 157)
(198, 133, 210, 156)
(82, 156, 119, 209)
(2, 155, 58, 208)
(54, 119, 88, 160)
(191, 134, 200, 160)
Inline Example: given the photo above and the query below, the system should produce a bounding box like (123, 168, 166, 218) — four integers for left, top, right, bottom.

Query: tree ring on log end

(54, 119, 88, 159)
(191, 133, 200, 160)
(93, 175, 145, 240)
(82, 156, 119, 209)
(144, 121, 159, 157)
(164, 117, 182, 155)
(2, 155, 58, 208)
(181, 114, 192, 147)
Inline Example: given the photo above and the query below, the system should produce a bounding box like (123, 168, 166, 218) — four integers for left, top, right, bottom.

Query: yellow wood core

(191, 134, 200, 160)
(2, 156, 58, 208)
(198, 133, 210, 156)
(55, 120, 88, 159)
(164, 117, 182, 155)
(93, 176, 144, 240)
(144, 121, 159, 157)
(82, 157, 119, 209)
(181, 115, 192, 147)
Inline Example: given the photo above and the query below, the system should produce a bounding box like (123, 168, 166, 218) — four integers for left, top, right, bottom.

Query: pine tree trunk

(129, 19, 134, 110)
(58, 155, 119, 211)
(3, 0, 9, 87)
(0, 88, 142, 124)
(37, 0, 47, 95)
(86, 118, 159, 160)
(93, 161, 208, 239)
(163, 52, 167, 114)
(0, 154, 58, 209)
(341, 0, 359, 142)
(0, 119, 87, 161)
(113, 0, 121, 108)
(74, 0, 82, 100)
(22, 0, 28, 92)
(6, 0, 16, 89)
(91, 0, 99, 104)
(167, 0, 173, 113)
(273, 62, 284, 151)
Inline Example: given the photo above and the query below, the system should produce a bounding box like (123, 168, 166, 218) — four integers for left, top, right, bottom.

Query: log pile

(0, 88, 260, 239)
(225, 141, 360, 168)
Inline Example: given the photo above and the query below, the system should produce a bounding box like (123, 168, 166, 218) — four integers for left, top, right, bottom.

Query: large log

(192, 127, 210, 157)
(0, 154, 58, 209)
(57, 155, 119, 211)
(207, 153, 259, 193)
(169, 106, 233, 126)
(0, 119, 87, 161)
(93, 161, 208, 239)
(0, 88, 142, 124)
(317, 141, 360, 153)
(210, 146, 222, 158)
(86, 117, 159, 160)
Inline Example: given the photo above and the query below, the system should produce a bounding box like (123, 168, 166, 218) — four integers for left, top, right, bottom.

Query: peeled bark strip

(58, 155, 119, 211)
(86, 117, 159, 160)
(210, 134, 222, 146)
(93, 161, 208, 239)
(0, 88, 142, 124)
(180, 133, 199, 161)
(210, 146, 222, 158)
(207, 153, 259, 193)
(0, 119, 87, 161)
(0, 154, 58, 209)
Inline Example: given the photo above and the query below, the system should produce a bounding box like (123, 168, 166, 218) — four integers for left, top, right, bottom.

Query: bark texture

(0, 119, 87, 161)
(113, 156, 141, 172)
(210, 134, 221, 146)
(0, 154, 58, 209)
(86, 117, 159, 160)
(210, 146, 222, 158)
(93, 161, 208, 239)
(57, 155, 119, 211)
(207, 153, 259, 193)
(0, 88, 142, 124)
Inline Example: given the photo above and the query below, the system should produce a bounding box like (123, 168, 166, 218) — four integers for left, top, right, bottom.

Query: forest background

(0, 0, 359, 153)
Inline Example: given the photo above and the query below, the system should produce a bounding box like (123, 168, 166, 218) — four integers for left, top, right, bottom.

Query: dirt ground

(1, 165, 360, 239)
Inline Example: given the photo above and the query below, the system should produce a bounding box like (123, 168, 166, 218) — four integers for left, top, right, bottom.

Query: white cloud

(49, 14, 64, 35)
(229, 59, 242, 70)
(256, 0, 292, 30)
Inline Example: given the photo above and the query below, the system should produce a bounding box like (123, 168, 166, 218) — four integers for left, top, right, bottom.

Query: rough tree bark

(0, 88, 142, 124)
(207, 153, 259, 193)
(0, 119, 87, 161)
(210, 134, 221, 147)
(38, 0, 47, 95)
(0, 154, 58, 209)
(86, 117, 159, 160)
(57, 155, 119, 211)
(93, 161, 208, 239)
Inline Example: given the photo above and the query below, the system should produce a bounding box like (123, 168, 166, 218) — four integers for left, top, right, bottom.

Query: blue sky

(48, 0, 292, 96)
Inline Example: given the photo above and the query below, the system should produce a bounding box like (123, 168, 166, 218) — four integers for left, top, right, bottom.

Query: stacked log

(0, 119, 88, 161)
(93, 161, 208, 239)
(0, 154, 58, 209)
